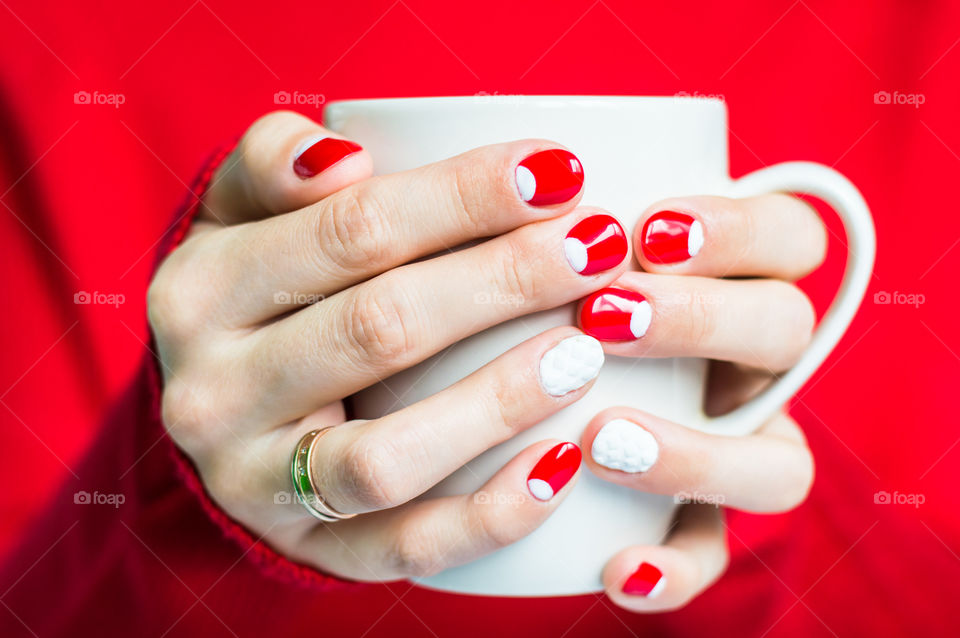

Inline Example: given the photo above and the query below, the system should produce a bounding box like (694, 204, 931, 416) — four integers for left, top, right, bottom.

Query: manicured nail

(538, 334, 604, 396)
(579, 288, 652, 341)
(516, 149, 584, 206)
(564, 214, 628, 275)
(591, 419, 659, 473)
(641, 211, 703, 264)
(293, 137, 363, 178)
(623, 562, 665, 597)
(527, 442, 581, 501)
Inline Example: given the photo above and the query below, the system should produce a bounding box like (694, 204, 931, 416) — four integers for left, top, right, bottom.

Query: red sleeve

(147, 142, 358, 591)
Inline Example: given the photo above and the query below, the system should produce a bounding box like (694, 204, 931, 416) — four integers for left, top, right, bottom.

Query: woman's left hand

(577, 193, 826, 611)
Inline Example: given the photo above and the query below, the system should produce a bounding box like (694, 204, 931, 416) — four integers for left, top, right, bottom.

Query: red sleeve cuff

(146, 141, 363, 592)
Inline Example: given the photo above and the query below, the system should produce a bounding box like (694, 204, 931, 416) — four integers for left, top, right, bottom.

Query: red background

(1, 1, 958, 636)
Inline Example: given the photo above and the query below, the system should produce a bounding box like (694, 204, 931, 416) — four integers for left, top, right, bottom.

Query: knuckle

(495, 236, 540, 306)
(685, 444, 718, 492)
(447, 160, 487, 233)
(147, 256, 207, 341)
(684, 290, 717, 351)
(146, 267, 178, 333)
(391, 523, 444, 578)
(160, 379, 219, 462)
(347, 283, 420, 366)
(338, 435, 408, 511)
(323, 188, 394, 272)
(487, 376, 521, 436)
(202, 454, 259, 513)
(475, 501, 526, 549)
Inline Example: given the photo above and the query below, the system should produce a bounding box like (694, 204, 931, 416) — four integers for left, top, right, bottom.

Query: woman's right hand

(148, 111, 629, 580)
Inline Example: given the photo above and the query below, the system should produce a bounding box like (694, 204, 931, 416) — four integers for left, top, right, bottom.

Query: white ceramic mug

(323, 96, 875, 596)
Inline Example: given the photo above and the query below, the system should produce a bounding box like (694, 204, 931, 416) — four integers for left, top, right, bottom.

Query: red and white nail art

(622, 562, 665, 597)
(515, 149, 585, 206)
(527, 442, 581, 501)
(564, 214, 628, 275)
(641, 211, 704, 264)
(293, 137, 363, 178)
(579, 288, 652, 341)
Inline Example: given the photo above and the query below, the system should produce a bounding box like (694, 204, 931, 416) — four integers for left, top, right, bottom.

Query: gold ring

(291, 428, 357, 522)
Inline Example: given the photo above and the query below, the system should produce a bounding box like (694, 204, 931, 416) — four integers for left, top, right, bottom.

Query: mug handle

(699, 161, 876, 436)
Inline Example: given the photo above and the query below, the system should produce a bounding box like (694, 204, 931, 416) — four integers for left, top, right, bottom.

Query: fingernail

(591, 419, 659, 473)
(641, 211, 703, 264)
(538, 334, 604, 397)
(564, 214, 628, 275)
(293, 137, 363, 178)
(579, 288, 652, 341)
(516, 149, 584, 206)
(623, 562, 666, 597)
(527, 442, 581, 501)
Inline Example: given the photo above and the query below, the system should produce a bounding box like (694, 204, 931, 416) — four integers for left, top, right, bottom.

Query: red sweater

(1, 1, 957, 636)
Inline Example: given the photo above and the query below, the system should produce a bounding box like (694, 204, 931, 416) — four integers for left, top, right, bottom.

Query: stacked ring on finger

(291, 428, 357, 522)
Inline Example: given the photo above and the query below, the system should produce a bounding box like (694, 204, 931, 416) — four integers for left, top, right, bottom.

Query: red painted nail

(641, 211, 703, 264)
(516, 149, 584, 206)
(293, 137, 363, 178)
(622, 562, 665, 597)
(527, 442, 581, 501)
(579, 288, 652, 342)
(564, 214, 628, 275)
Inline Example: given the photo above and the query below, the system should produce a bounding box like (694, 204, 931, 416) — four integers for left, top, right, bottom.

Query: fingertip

(602, 546, 699, 612)
(464, 438, 581, 553)
(537, 330, 604, 398)
(478, 437, 582, 508)
(290, 134, 372, 183)
(522, 439, 582, 504)
(583, 415, 661, 477)
(506, 140, 585, 211)
(578, 408, 669, 489)
(562, 207, 632, 277)
(205, 111, 375, 222)
(634, 200, 707, 272)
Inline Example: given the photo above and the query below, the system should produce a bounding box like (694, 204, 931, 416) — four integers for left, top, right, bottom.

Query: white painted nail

(293, 134, 326, 160)
(563, 237, 589, 273)
(516, 165, 536, 202)
(647, 576, 667, 599)
(591, 419, 659, 473)
(539, 335, 604, 396)
(687, 219, 704, 257)
(629, 300, 653, 338)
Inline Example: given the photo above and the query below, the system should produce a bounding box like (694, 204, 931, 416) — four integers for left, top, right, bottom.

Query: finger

(578, 271, 816, 372)
(255, 328, 600, 514)
(243, 209, 625, 423)
(603, 505, 728, 612)
(297, 438, 581, 581)
(582, 409, 814, 513)
(211, 141, 585, 325)
(635, 193, 827, 280)
(305, 328, 601, 514)
(202, 111, 372, 225)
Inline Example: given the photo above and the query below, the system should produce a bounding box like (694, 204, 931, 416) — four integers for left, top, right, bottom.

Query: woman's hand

(578, 194, 826, 611)
(148, 111, 631, 579)
(149, 110, 825, 596)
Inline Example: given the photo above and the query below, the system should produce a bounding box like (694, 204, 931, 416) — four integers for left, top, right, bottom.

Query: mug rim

(324, 94, 727, 114)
